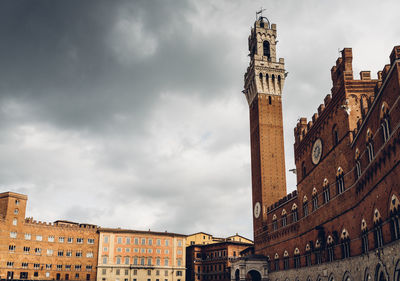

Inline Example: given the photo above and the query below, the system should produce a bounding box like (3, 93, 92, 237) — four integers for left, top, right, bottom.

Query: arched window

(303, 196, 309, 217)
(366, 129, 374, 163)
(293, 248, 300, 268)
(291, 203, 298, 222)
(373, 209, 384, 248)
(323, 178, 330, 203)
(361, 219, 369, 254)
(272, 214, 278, 231)
(274, 253, 280, 271)
(340, 229, 350, 259)
(336, 167, 345, 194)
(312, 188, 318, 211)
(314, 240, 322, 264)
(389, 194, 400, 241)
(327, 235, 335, 262)
(305, 244, 311, 266)
(263, 41, 271, 59)
(380, 103, 391, 143)
(332, 125, 339, 146)
(302, 161, 306, 179)
(283, 251, 289, 270)
(375, 264, 388, 281)
(281, 209, 287, 227)
(355, 149, 362, 179)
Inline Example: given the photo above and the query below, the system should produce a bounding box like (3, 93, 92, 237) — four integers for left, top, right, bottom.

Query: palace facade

(0, 192, 99, 281)
(232, 17, 400, 281)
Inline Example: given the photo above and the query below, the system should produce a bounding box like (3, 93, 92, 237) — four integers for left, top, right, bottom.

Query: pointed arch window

(314, 240, 322, 265)
(323, 178, 330, 203)
(332, 125, 339, 146)
(272, 214, 278, 231)
(340, 229, 351, 259)
(303, 196, 309, 217)
(305, 244, 311, 266)
(281, 209, 287, 227)
(291, 204, 298, 222)
(389, 194, 400, 241)
(327, 235, 335, 262)
(373, 209, 384, 248)
(274, 253, 280, 271)
(283, 251, 289, 270)
(380, 103, 391, 143)
(366, 129, 374, 163)
(361, 219, 369, 254)
(263, 41, 270, 59)
(293, 248, 300, 268)
(312, 188, 318, 211)
(355, 149, 362, 179)
(336, 167, 345, 194)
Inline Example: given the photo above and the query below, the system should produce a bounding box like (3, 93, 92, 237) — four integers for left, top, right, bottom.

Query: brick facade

(0, 192, 99, 281)
(235, 16, 400, 281)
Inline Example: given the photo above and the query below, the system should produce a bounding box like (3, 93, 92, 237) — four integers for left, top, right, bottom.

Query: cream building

(97, 228, 186, 281)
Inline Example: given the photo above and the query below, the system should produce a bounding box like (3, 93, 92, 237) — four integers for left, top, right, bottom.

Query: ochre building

(0, 192, 99, 281)
(231, 16, 400, 281)
(186, 233, 252, 247)
(97, 228, 186, 281)
(186, 234, 252, 281)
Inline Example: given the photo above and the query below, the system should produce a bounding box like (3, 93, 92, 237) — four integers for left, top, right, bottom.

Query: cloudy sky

(1, 0, 399, 239)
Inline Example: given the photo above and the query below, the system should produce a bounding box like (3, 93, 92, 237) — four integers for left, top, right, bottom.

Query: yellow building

(186, 232, 252, 246)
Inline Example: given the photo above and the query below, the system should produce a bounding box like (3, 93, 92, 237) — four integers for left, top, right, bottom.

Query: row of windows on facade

(272, 153, 396, 232)
(6, 262, 93, 271)
(301, 103, 392, 180)
(101, 268, 183, 277)
(103, 246, 182, 255)
(7, 271, 91, 281)
(8, 232, 95, 244)
(197, 264, 226, 273)
(103, 236, 181, 247)
(7, 245, 94, 257)
(102, 256, 182, 267)
(195, 250, 228, 260)
(268, 206, 400, 271)
(102, 278, 180, 281)
(196, 272, 229, 281)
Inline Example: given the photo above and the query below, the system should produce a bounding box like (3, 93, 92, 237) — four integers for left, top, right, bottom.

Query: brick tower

(243, 17, 287, 238)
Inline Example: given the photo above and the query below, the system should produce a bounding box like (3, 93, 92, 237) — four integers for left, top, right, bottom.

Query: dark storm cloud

(0, 0, 398, 239)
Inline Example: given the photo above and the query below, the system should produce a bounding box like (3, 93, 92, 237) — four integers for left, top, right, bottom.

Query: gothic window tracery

(323, 178, 330, 203)
(291, 203, 298, 222)
(281, 209, 287, 227)
(327, 235, 335, 262)
(293, 248, 300, 268)
(355, 149, 362, 179)
(366, 129, 374, 163)
(361, 218, 369, 254)
(340, 229, 350, 259)
(312, 187, 318, 211)
(303, 196, 309, 217)
(380, 103, 391, 143)
(373, 209, 384, 248)
(336, 167, 345, 194)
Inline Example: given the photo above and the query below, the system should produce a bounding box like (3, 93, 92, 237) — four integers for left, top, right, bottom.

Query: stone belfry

(243, 16, 287, 237)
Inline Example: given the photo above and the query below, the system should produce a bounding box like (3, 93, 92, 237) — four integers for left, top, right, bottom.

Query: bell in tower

(243, 15, 287, 241)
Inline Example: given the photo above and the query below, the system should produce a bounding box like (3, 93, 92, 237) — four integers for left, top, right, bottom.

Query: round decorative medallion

(254, 202, 261, 219)
(311, 138, 323, 165)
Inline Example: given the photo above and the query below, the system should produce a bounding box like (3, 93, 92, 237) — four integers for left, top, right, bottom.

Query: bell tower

(243, 16, 287, 238)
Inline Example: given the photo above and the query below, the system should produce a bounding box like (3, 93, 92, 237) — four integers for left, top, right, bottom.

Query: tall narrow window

(332, 125, 339, 146)
(263, 41, 270, 59)
(283, 256, 289, 270)
(272, 215, 278, 231)
(340, 229, 350, 259)
(312, 188, 318, 211)
(305, 246, 311, 267)
(336, 167, 345, 194)
(323, 179, 330, 203)
(303, 197, 309, 217)
(373, 209, 384, 248)
(380, 104, 391, 143)
(293, 248, 300, 268)
(389, 194, 400, 241)
(268, 96, 271, 105)
(291, 204, 298, 222)
(361, 219, 369, 254)
(281, 209, 287, 227)
(366, 129, 374, 163)
(327, 236, 334, 262)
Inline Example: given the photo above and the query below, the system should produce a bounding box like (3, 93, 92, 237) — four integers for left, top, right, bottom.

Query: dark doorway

(246, 270, 261, 281)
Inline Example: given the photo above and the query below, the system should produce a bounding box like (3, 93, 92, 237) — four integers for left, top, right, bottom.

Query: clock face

(254, 202, 261, 219)
(311, 138, 323, 165)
